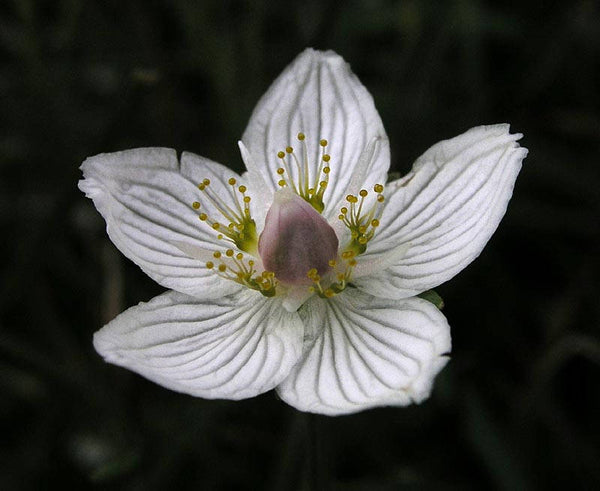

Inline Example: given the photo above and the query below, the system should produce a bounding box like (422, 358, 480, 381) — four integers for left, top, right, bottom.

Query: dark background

(1, 1, 599, 489)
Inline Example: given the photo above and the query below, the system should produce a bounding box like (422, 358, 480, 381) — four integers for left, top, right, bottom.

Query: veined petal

(356, 125, 527, 299)
(79, 148, 244, 298)
(241, 49, 390, 216)
(94, 289, 304, 400)
(277, 291, 451, 415)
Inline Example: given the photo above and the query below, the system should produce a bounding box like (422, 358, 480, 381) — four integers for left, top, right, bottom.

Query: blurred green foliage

(1, 0, 599, 489)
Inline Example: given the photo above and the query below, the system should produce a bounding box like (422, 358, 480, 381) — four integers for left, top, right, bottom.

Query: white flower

(79, 49, 527, 415)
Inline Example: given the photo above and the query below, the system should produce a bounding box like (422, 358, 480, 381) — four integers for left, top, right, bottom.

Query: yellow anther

(346, 195, 357, 203)
(374, 184, 384, 193)
(276, 167, 285, 175)
(358, 226, 367, 234)
(278, 179, 287, 187)
(377, 195, 385, 203)
(319, 181, 327, 188)
(340, 207, 348, 214)
(277, 151, 285, 159)
(359, 189, 368, 197)
(248, 260, 254, 266)
(236, 252, 243, 260)
(238, 185, 247, 193)
(206, 261, 214, 269)
(198, 183, 205, 191)
(243, 196, 251, 203)
(192, 201, 201, 209)
(286, 146, 293, 154)
(212, 222, 220, 230)
(358, 236, 368, 244)
(348, 259, 357, 266)
(338, 214, 344, 220)
(228, 177, 236, 185)
(328, 259, 337, 267)
(225, 249, 234, 257)
(297, 132, 305, 140)
(371, 219, 380, 227)
(213, 251, 222, 258)
(218, 264, 227, 272)
(203, 178, 210, 186)
(324, 289, 335, 298)
(323, 167, 330, 174)
(319, 139, 328, 147)
(199, 213, 208, 221)
(322, 154, 331, 162)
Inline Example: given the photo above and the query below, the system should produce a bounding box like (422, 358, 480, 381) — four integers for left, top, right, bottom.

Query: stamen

(207, 249, 277, 297)
(307, 249, 357, 299)
(338, 183, 385, 255)
(192, 177, 258, 254)
(274, 133, 331, 213)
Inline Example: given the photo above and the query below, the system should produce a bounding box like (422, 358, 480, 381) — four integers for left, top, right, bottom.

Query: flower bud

(258, 189, 338, 285)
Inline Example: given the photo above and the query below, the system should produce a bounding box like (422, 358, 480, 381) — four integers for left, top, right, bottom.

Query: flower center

(258, 188, 338, 285)
(190, 132, 386, 302)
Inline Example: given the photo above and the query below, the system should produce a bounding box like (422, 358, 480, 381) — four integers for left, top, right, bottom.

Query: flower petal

(277, 291, 451, 415)
(356, 124, 527, 299)
(79, 148, 243, 298)
(94, 289, 304, 400)
(241, 49, 390, 217)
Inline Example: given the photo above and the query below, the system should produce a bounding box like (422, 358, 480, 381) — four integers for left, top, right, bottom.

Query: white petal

(241, 49, 390, 216)
(94, 289, 304, 400)
(356, 124, 527, 298)
(277, 291, 451, 415)
(79, 148, 243, 298)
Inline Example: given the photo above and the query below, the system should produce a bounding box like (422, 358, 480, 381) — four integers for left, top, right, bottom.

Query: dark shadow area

(1, 1, 598, 489)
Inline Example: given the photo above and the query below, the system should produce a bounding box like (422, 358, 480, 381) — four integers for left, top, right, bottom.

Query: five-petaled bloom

(80, 49, 527, 415)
